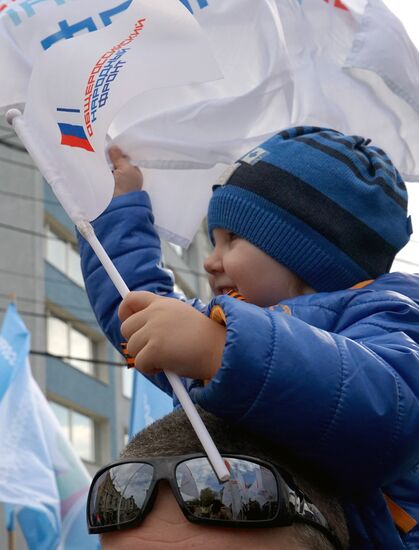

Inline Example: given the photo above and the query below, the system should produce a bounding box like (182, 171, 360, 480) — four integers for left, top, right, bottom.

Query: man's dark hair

(122, 407, 349, 550)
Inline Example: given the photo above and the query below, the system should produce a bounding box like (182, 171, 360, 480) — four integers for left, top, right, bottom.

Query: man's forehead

(100, 482, 306, 550)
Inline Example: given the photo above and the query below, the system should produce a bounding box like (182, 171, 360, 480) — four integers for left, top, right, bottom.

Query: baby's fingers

(126, 325, 149, 357)
(108, 146, 130, 170)
(121, 310, 148, 340)
(132, 339, 162, 375)
(119, 291, 159, 323)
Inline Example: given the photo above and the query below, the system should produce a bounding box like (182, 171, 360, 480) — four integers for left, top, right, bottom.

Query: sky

(381, 1, 419, 272)
(383, 1, 419, 49)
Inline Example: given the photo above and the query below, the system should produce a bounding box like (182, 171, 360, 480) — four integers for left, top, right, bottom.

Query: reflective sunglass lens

(89, 463, 154, 528)
(176, 458, 278, 521)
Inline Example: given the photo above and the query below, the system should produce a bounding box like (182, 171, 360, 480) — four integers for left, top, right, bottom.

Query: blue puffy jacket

(78, 191, 419, 549)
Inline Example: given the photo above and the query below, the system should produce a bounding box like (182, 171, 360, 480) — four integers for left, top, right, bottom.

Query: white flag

(247, 465, 277, 506)
(0, 0, 134, 112)
(278, 0, 419, 182)
(178, 463, 200, 499)
(110, 0, 419, 244)
(221, 460, 246, 519)
(221, 480, 243, 519)
(16, 0, 221, 224)
(2, 0, 418, 246)
(110, 0, 294, 245)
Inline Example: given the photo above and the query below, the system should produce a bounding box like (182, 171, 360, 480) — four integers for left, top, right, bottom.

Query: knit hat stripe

(208, 187, 369, 290)
(314, 131, 399, 183)
(313, 133, 406, 192)
(270, 130, 407, 206)
(228, 161, 397, 277)
(296, 136, 407, 209)
(278, 126, 324, 139)
(255, 140, 408, 248)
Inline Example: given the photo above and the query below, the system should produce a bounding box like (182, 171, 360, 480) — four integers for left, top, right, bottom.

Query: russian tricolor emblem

(57, 108, 94, 152)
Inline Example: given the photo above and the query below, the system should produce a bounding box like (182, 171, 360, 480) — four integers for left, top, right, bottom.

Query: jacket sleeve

(192, 294, 419, 492)
(78, 190, 180, 396)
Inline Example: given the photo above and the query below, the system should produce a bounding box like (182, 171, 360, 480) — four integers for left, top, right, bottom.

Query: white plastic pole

(7, 109, 229, 482)
(6, 109, 59, 187)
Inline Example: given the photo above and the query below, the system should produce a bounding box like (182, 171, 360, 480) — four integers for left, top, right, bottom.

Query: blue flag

(0, 304, 98, 549)
(129, 371, 172, 439)
(4, 504, 14, 532)
(0, 303, 30, 400)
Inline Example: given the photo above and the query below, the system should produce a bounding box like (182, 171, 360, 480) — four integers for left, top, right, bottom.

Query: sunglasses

(87, 453, 342, 548)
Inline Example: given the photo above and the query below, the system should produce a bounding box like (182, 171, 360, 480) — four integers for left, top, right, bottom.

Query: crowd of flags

(0, 304, 98, 548)
(0, 303, 171, 548)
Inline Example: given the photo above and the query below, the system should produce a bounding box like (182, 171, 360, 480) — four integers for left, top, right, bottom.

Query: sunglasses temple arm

(76, 221, 231, 483)
(293, 494, 343, 550)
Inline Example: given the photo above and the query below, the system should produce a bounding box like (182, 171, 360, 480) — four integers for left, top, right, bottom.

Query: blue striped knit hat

(208, 126, 412, 292)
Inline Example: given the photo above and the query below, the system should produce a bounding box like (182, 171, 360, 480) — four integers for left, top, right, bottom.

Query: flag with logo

(0, 304, 98, 549)
(0, 0, 134, 111)
(11, 0, 221, 226)
(1, 0, 418, 246)
(110, 0, 419, 244)
(129, 370, 172, 438)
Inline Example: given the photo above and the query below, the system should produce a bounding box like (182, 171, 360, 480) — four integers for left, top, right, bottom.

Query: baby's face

(204, 228, 313, 307)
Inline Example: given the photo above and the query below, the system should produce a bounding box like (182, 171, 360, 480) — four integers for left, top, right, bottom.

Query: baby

(79, 126, 419, 548)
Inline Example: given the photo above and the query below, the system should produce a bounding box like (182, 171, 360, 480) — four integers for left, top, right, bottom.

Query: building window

(47, 315, 95, 376)
(122, 368, 133, 399)
(45, 226, 84, 287)
(49, 401, 96, 462)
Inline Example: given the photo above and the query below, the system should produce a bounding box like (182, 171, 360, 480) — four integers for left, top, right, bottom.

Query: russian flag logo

(57, 108, 94, 152)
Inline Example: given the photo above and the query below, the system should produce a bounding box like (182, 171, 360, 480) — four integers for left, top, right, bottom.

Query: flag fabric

(4, 503, 14, 532)
(0, 0, 134, 112)
(221, 478, 243, 519)
(277, 0, 419, 180)
(16, 0, 221, 226)
(221, 459, 246, 519)
(1, 1, 418, 247)
(177, 462, 200, 499)
(0, 304, 98, 549)
(110, 0, 419, 244)
(129, 370, 172, 438)
(0, 300, 30, 401)
(247, 465, 277, 506)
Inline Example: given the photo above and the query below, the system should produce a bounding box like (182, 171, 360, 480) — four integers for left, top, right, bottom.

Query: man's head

(89, 408, 349, 549)
(206, 126, 411, 300)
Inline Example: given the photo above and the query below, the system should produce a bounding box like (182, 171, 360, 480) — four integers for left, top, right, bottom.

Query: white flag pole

(6, 108, 230, 483)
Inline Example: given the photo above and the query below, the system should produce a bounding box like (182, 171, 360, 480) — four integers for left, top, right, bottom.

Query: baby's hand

(109, 146, 143, 197)
(119, 291, 226, 380)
